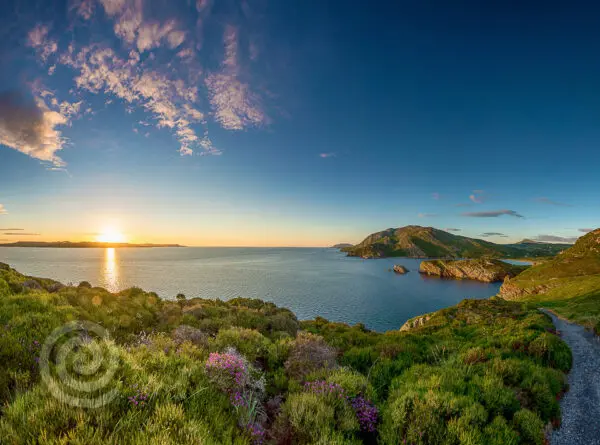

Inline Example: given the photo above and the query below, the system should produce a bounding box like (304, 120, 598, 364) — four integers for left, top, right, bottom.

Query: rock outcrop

(393, 265, 409, 274)
(400, 314, 432, 331)
(419, 259, 528, 283)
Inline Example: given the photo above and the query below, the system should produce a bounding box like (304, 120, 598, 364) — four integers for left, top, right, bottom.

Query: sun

(96, 228, 126, 243)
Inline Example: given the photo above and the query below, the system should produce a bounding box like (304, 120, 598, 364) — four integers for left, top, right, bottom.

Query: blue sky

(0, 0, 598, 246)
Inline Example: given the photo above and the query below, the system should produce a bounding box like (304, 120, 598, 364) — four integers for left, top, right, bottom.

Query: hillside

(500, 228, 600, 330)
(0, 263, 571, 444)
(342, 225, 570, 259)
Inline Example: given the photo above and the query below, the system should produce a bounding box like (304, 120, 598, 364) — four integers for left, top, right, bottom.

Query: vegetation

(500, 228, 600, 331)
(342, 226, 570, 259)
(0, 262, 572, 444)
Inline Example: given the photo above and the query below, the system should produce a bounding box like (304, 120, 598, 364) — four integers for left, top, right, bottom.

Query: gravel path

(541, 309, 600, 445)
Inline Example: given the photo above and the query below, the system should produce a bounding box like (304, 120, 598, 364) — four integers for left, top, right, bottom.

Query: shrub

(513, 409, 545, 445)
(213, 327, 271, 363)
(172, 324, 208, 348)
(528, 332, 572, 371)
(285, 332, 337, 379)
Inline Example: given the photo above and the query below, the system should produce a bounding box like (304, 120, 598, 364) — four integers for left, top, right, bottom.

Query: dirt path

(541, 310, 600, 445)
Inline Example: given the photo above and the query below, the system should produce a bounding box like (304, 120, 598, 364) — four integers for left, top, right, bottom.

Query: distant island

(342, 225, 571, 259)
(330, 243, 353, 249)
(0, 241, 184, 248)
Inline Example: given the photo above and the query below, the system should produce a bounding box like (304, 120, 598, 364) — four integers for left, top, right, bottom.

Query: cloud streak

(579, 228, 594, 233)
(319, 152, 335, 158)
(3, 232, 40, 236)
(462, 209, 524, 218)
(533, 235, 578, 243)
(445, 228, 461, 232)
(535, 197, 573, 207)
(418, 213, 437, 218)
(480, 232, 508, 238)
(469, 190, 486, 204)
(0, 205, 7, 215)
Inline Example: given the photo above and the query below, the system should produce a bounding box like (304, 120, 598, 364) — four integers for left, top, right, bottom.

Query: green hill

(343, 225, 570, 259)
(500, 228, 600, 331)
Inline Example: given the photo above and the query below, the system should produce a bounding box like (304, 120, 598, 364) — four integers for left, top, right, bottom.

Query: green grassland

(500, 228, 600, 332)
(0, 262, 572, 445)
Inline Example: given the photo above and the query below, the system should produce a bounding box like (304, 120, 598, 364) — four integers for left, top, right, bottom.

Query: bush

(285, 332, 337, 379)
(528, 332, 572, 371)
(513, 409, 545, 445)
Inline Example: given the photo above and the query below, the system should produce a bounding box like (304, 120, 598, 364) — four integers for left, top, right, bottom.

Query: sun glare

(96, 229, 126, 243)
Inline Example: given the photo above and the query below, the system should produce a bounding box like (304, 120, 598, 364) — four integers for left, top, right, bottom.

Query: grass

(0, 262, 574, 444)
(499, 229, 600, 332)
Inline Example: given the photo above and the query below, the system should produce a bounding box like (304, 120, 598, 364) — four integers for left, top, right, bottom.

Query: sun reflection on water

(104, 248, 118, 291)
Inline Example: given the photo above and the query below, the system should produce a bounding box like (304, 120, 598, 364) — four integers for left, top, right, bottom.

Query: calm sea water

(0, 247, 502, 332)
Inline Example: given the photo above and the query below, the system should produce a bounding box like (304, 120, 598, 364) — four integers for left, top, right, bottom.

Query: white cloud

(70, 0, 95, 20)
(27, 25, 58, 61)
(0, 205, 7, 215)
(0, 92, 71, 166)
(60, 44, 216, 155)
(205, 25, 266, 131)
(319, 152, 335, 158)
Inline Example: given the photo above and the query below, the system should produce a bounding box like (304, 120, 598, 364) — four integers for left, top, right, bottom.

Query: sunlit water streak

(0, 247, 502, 332)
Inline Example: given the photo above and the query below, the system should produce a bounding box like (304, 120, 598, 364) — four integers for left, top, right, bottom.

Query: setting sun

(96, 229, 126, 243)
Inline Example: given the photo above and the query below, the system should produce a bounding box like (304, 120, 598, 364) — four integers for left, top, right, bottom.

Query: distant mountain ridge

(342, 225, 571, 259)
(0, 241, 183, 248)
(331, 243, 353, 249)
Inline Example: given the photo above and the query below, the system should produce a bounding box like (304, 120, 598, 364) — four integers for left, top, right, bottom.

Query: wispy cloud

(418, 213, 438, 218)
(3, 232, 40, 236)
(205, 25, 267, 131)
(0, 205, 7, 215)
(431, 192, 440, 200)
(319, 152, 335, 158)
(535, 197, 573, 207)
(469, 190, 486, 204)
(533, 235, 578, 243)
(462, 209, 524, 218)
(480, 232, 508, 238)
(578, 228, 595, 233)
(454, 203, 472, 208)
(27, 24, 58, 62)
(445, 228, 461, 232)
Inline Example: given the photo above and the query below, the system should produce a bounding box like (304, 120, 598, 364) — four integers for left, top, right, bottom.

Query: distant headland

(0, 241, 184, 248)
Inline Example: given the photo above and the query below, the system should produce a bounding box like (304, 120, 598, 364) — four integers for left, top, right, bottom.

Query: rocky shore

(419, 259, 528, 283)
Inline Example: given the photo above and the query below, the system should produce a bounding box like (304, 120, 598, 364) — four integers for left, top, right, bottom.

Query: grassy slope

(0, 263, 572, 444)
(343, 226, 570, 259)
(499, 228, 600, 332)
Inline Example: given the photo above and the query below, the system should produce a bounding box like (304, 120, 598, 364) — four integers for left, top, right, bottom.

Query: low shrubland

(0, 263, 571, 444)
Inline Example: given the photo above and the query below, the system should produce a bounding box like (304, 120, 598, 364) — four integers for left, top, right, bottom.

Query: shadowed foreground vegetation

(0, 262, 572, 444)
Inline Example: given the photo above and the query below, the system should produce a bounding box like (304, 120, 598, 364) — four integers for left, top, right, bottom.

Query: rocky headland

(419, 259, 528, 283)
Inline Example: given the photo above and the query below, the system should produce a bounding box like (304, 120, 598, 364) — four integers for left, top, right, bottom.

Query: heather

(0, 263, 571, 444)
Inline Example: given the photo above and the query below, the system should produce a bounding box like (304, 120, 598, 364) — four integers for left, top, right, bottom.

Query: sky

(0, 0, 598, 247)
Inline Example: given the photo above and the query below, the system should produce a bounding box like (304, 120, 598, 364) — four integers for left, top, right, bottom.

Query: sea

(0, 247, 510, 332)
